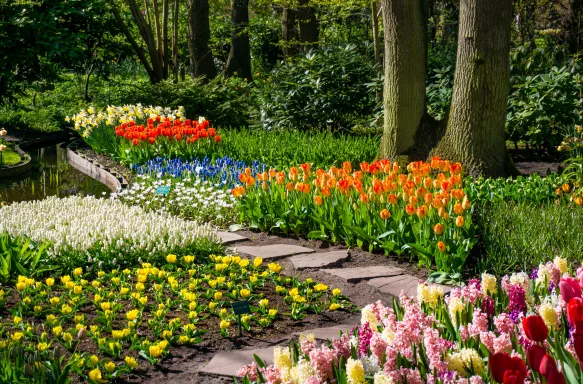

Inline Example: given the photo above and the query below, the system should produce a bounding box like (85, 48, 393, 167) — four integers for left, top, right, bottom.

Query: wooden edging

(0, 144, 32, 178)
(66, 140, 127, 193)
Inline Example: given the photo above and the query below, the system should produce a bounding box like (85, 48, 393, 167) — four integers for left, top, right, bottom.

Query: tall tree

(282, 7, 299, 60)
(298, 0, 319, 49)
(379, 0, 428, 159)
(435, 0, 516, 177)
(172, 0, 179, 82)
(188, 0, 217, 81)
(371, 0, 382, 69)
(225, 0, 252, 80)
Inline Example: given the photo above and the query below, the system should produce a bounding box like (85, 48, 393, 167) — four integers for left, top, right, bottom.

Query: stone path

(203, 231, 453, 378)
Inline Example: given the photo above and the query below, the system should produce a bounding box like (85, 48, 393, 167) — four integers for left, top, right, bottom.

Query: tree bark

(152, 0, 162, 53)
(298, 0, 319, 49)
(371, 0, 382, 69)
(225, 0, 252, 80)
(566, 0, 583, 53)
(127, 0, 165, 82)
(379, 0, 428, 159)
(162, 0, 169, 79)
(188, 0, 217, 81)
(435, 0, 517, 177)
(282, 7, 299, 60)
(172, 0, 179, 82)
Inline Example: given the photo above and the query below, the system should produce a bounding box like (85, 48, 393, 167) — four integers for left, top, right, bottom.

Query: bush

(254, 44, 380, 131)
(506, 66, 583, 152)
(477, 201, 583, 275)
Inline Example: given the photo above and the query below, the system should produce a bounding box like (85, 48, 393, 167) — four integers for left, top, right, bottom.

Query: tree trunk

(298, 0, 319, 50)
(127, 0, 165, 82)
(84, 63, 95, 102)
(109, 0, 157, 83)
(172, 0, 179, 82)
(225, 0, 252, 80)
(162, 0, 169, 79)
(566, 0, 583, 53)
(379, 0, 428, 159)
(435, 0, 517, 177)
(144, 0, 153, 27)
(152, 0, 162, 53)
(282, 7, 299, 60)
(188, 0, 217, 81)
(371, 0, 382, 69)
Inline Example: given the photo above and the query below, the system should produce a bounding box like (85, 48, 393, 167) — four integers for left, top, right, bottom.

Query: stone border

(66, 139, 128, 193)
(0, 143, 32, 178)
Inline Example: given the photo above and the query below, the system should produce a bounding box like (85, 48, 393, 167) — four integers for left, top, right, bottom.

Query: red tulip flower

(560, 277, 582, 304)
(526, 345, 546, 374)
(573, 330, 583, 362)
(539, 354, 558, 378)
(548, 370, 567, 384)
(522, 315, 549, 342)
(489, 353, 527, 384)
(568, 298, 583, 330)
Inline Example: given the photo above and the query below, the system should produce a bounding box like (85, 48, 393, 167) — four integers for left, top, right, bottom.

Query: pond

(0, 143, 110, 204)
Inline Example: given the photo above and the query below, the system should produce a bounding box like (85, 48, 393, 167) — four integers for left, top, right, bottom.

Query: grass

(0, 148, 20, 166)
(476, 201, 583, 275)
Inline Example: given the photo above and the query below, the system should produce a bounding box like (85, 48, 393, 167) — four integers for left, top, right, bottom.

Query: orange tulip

(563, 183, 571, 193)
(262, 181, 268, 191)
(388, 194, 398, 205)
(416, 206, 427, 219)
(455, 216, 464, 227)
(245, 167, 252, 176)
(342, 161, 352, 173)
(245, 177, 256, 187)
(314, 196, 323, 206)
(359, 193, 369, 204)
(437, 241, 446, 252)
(450, 163, 462, 175)
(380, 209, 390, 220)
(321, 186, 331, 197)
(231, 186, 246, 197)
(556, 188, 562, 195)
(453, 203, 464, 215)
(286, 182, 294, 191)
(576, 196, 583, 206)
(462, 198, 471, 210)
(360, 162, 370, 173)
(409, 196, 419, 206)
(405, 204, 416, 216)
(433, 223, 444, 235)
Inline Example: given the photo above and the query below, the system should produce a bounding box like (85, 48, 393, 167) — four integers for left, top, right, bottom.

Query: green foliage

(254, 45, 379, 131)
(218, 129, 379, 168)
(0, 346, 72, 384)
(476, 201, 583, 275)
(0, 233, 57, 285)
(506, 66, 583, 152)
(426, 66, 454, 121)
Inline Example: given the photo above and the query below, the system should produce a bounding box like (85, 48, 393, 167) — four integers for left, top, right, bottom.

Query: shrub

(477, 201, 583, 275)
(254, 44, 380, 131)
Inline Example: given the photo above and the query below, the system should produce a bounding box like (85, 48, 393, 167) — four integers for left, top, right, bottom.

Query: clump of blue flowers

(132, 156, 270, 188)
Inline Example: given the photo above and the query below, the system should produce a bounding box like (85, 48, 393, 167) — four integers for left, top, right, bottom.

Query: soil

(515, 161, 562, 176)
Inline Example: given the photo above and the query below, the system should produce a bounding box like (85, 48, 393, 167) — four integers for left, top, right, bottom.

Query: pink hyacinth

(494, 313, 516, 335)
(423, 327, 450, 374)
(393, 293, 433, 359)
(389, 368, 424, 384)
(468, 308, 488, 337)
(459, 325, 469, 342)
(370, 332, 388, 361)
(309, 346, 337, 381)
(461, 279, 483, 304)
(358, 322, 374, 356)
(493, 333, 512, 354)
(332, 334, 351, 359)
(236, 361, 259, 380)
(480, 331, 495, 354)
(300, 336, 317, 355)
(260, 366, 282, 384)
(303, 376, 322, 384)
(383, 346, 398, 373)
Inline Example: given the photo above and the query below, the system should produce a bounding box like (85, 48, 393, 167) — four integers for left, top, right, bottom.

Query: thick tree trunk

(162, 0, 169, 79)
(379, 0, 428, 159)
(127, 0, 165, 82)
(371, 0, 382, 69)
(435, 0, 517, 177)
(188, 0, 217, 81)
(282, 7, 299, 60)
(298, 0, 319, 49)
(225, 0, 252, 80)
(172, 0, 179, 82)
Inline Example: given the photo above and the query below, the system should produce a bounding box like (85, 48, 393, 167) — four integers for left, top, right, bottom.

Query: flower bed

(0, 196, 219, 272)
(238, 257, 583, 384)
(0, 255, 350, 382)
(233, 157, 475, 274)
(113, 174, 237, 226)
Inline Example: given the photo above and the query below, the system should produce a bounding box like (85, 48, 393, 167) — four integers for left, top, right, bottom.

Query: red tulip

(539, 354, 558, 378)
(526, 345, 546, 373)
(522, 315, 549, 342)
(489, 353, 527, 384)
(548, 369, 567, 384)
(560, 277, 582, 304)
(568, 297, 583, 330)
(573, 330, 583, 362)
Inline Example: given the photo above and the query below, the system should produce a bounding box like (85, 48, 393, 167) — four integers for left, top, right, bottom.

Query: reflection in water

(0, 143, 110, 203)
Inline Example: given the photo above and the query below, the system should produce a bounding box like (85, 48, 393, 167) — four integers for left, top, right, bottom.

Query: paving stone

(368, 275, 454, 297)
(199, 346, 275, 377)
(322, 265, 404, 283)
(292, 323, 357, 340)
(236, 244, 315, 260)
(217, 231, 248, 244)
(289, 250, 349, 270)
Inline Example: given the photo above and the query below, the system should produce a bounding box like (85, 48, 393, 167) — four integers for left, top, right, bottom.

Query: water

(0, 143, 110, 203)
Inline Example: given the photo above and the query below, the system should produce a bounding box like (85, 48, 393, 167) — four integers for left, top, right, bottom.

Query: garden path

(199, 231, 451, 379)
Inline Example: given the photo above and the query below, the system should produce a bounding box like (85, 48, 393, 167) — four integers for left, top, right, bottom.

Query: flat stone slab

(236, 244, 315, 260)
(368, 275, 453, 297)
(322, 265, 404, 283)
(289, 250, 349, 270)
(217, 231, 248, 244)
(293, 323, 356, 341)
(199, 346, 275, 377)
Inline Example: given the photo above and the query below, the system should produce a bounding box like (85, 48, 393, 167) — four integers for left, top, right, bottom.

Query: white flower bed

(0, 196, 217, 261)
(113, 175, 237, 226)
